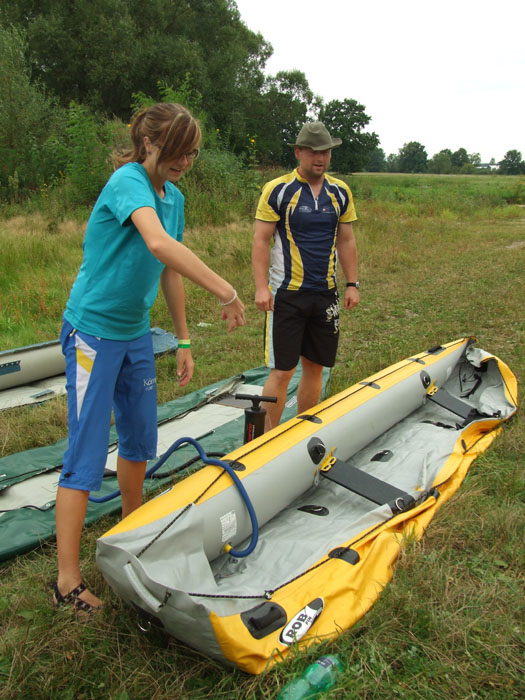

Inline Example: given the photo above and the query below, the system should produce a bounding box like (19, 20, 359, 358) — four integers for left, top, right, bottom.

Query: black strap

(321, 458, 415, 514)
(426, 387, 491, 426)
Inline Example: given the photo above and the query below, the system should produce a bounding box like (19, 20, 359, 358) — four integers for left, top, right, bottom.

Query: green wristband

(178, 339, 191, 349)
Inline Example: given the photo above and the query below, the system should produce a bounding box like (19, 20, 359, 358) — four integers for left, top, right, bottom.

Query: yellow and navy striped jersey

(255, 169, 357, 292)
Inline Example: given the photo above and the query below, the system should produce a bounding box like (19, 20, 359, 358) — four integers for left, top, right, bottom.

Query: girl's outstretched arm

(131, 206, 245, 331)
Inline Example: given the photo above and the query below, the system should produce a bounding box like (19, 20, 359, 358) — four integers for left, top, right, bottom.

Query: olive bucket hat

(288, 121, 342, 150)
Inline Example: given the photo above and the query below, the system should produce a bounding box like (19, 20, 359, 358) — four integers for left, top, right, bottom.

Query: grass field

(0, 173, 524, 699)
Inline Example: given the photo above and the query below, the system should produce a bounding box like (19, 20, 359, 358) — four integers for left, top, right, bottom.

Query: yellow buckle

(320, 448, 337, 472)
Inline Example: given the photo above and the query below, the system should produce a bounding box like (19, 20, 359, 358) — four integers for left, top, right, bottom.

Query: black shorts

(264, 289, 340, 370)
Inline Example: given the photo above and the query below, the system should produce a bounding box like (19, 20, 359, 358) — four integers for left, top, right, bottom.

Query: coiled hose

(88, 436, 259, 557)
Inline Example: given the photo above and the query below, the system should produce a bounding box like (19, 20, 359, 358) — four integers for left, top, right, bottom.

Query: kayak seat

(321, 458, 415, 515)
(426, 386, 486, 426)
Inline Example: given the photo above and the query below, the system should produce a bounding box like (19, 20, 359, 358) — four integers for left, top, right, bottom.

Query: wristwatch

(346, 281, 360, 289)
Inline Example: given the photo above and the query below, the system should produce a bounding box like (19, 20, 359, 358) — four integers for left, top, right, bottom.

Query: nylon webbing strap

(321, 458, 415, 514)
(427, 386, 483, 425)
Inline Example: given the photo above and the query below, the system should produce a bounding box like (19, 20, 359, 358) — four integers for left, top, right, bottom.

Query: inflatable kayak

(0, 365, 327, 561)
(96, 338, 517, 674)
(0, 327, 178, 410)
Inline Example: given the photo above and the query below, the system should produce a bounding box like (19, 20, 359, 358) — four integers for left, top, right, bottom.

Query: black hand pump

(235, 394, 278, 443)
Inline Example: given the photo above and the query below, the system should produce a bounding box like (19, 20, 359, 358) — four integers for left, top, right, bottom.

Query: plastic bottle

(275, 655, 342, 699)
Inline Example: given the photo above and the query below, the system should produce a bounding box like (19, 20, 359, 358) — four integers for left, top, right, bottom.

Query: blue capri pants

(59, 319, 157, 492)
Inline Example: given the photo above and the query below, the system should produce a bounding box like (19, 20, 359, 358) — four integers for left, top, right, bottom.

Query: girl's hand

(176, 348, 194, 387)
(220, 296, 246, 332)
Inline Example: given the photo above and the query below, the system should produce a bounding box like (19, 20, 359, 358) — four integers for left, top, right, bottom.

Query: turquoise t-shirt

(65, 163, 184, 340)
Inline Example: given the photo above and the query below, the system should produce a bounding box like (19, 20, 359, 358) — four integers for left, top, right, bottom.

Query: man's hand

(255, 285, 274, 312)
(343, 286, 359, 310)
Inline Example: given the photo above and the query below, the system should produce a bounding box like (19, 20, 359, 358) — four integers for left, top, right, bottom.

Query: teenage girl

(53, 103, 245, 612)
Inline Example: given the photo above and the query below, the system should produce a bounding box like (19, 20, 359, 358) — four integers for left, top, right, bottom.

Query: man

(252, 121, 359, 431)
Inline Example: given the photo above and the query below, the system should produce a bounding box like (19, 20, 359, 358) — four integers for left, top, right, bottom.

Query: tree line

(1, 0, 523, 205)
(366, 143, 525, 175)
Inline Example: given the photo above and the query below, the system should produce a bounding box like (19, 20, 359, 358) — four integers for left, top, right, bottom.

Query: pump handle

(235, 393, 278, 409)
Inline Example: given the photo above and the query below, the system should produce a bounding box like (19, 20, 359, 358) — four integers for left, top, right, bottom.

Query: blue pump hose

(88, 436, 259, 557)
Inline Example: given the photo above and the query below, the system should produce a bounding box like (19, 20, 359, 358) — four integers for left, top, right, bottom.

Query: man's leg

(262, 367, 296, 431)
(55, 486, 102, 608)
(297, 355, 324, 413)
(117, 456, 147, 518)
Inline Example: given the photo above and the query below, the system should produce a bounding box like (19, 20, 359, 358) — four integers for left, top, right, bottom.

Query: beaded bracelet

(177, 339, 191, 349)
(219, 289, 238, 307)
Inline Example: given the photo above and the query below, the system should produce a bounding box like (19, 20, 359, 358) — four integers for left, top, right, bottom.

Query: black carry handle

(235, 394, 278, 443)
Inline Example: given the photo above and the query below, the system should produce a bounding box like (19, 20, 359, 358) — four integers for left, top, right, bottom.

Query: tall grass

(0, 174, 523, 699)
(348, 173, 525, 217)
(0, 216, 83, 347)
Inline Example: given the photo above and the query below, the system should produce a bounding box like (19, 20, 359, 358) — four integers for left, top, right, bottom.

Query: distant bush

(65, 103, 114, 204)
(0, 24, 69, 201)
(1, 92, 263, 227)
(179, 148, 262, 226)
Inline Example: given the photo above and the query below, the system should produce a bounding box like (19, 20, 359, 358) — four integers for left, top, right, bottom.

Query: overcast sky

(235, 0, 523, 163)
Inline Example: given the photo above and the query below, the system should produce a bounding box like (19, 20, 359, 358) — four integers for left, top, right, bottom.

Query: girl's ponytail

(112, 103, 201, 170)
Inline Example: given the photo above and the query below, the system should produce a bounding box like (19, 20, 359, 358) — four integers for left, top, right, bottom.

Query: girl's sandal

(52, 581, 100, 614)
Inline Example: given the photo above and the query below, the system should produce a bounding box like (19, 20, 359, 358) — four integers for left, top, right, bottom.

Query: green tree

(498, 150, 525, 175)
(398, 142, 428, 173)
(2, 0, 137, 117)
(2, 0, 271, 128)
(429, 150, 452, 174)
(365, 147, 386, 172)
(66, 102, 114, 204)
(385, 153, 400, 172)
(460, 163, 476, 174)
(319, 98, 379, 173)
(0, 23, 67, 199)
(451, 147, 470, 171)
(246, 70, 321, 166)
